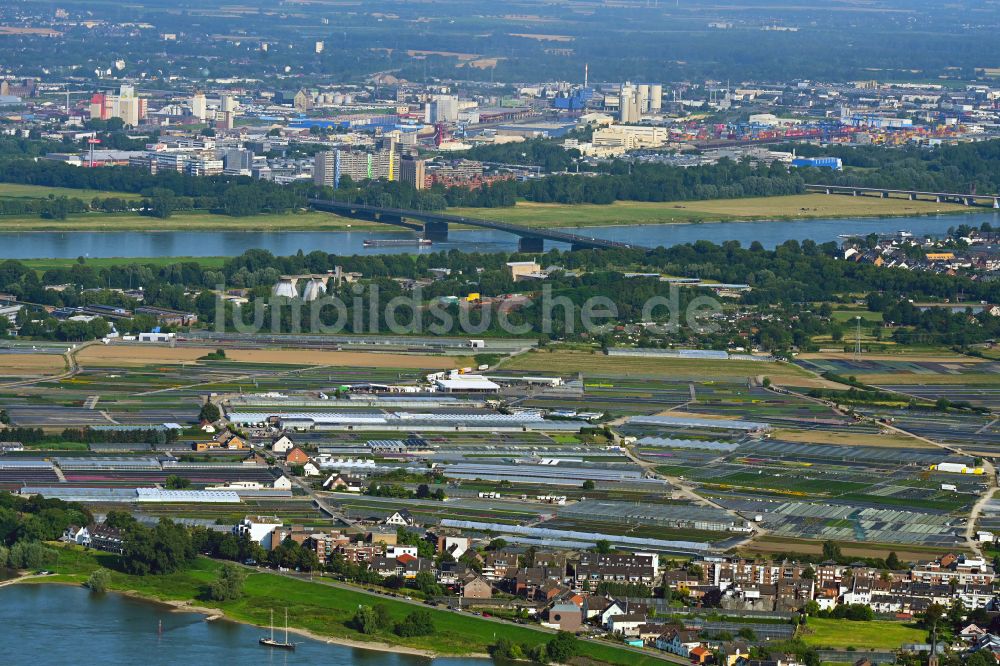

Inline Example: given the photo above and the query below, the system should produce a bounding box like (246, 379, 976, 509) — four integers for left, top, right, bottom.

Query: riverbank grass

(449, 194, 971, 228)
(38, 546, 666, 665)
(0, 210, 383, 232)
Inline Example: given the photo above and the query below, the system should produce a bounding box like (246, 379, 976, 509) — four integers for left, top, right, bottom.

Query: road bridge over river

(308, 198, 647, 252)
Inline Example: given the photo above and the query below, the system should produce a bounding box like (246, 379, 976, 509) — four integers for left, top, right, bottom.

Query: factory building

(616, 81, 662, 122)
(425, 94, 459, 123)
(592, 124, 668, 151)
(90, 84, 147, 126)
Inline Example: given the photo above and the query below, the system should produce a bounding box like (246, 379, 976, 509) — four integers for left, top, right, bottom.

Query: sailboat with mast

(259, 608, 296, 650)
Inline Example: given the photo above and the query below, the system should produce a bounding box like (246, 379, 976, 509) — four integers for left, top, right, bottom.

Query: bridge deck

(806, 184, 999, 200)
(309, 198, 645, 251)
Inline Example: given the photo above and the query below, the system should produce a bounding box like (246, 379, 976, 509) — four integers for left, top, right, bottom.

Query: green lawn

(19, 256, 230, 271)
(801, 618, 926, 650)
(41, 546, 667, 665)
(830, 310, 884, 323)
(0, 183, 142, 200)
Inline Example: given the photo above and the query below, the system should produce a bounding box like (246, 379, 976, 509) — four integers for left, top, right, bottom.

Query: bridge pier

(909, 193, 916, 201)
(423, 220, 449, 241)
(965, 197, 974, 206)
(517, 236, 544, 253)
(994, 198, 999, 209)
(881, 191, 889, 199)
(825, 188, 832, 195)
(852, 190, 859, 197)
(375, 213, 406, 226)
(936, 195, 943, 203)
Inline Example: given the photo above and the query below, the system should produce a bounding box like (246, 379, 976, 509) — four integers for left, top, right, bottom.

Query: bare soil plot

(0, 354, 65, 375)
(745, 535, 963, 560)
(771, 428, 934, 449)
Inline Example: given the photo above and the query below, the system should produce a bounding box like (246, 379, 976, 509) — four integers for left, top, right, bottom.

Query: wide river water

(0, 584, 489, 666)
(2, 211, 998, 259)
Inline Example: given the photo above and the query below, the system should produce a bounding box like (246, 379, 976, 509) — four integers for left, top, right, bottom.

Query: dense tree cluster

(349, 604, 435, 638)
(793, 139, 1000, 195)
(489, 631, 579, 664)
(520, 158, 803, 205)
(0, 160, 304, 218)
(0, 493, 92, 545)
(120, 518, 196, 575)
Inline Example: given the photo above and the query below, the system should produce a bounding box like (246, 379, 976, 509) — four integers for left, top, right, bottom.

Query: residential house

(323, 474, 365, 492)
(575, 552, 657, 588)
(656, 628, 703, 657)
(483, 550, 520, 581)
(217, 431, 247, 449)
(62, 524, 91, 547)
(437, 535, 469, 559)
(384, 510, 415, 527)
(285, 446, 310, 464)
(911, 554, 994, 586)
(720, 642, 751, 666)
(304, 531, 350, 565)
(460, 574, 493, 599)
(338, 543, 384, 564)
(608, 613, 648, 637)
(385, 545, 419, 559)
(89, 524, 125, 554)
(597, 600, 626, 627)
(515, 566, 565, 600)
(690, 645, 713, 665)
(271, 434, 295, 454)
(234, 515, 283, 550)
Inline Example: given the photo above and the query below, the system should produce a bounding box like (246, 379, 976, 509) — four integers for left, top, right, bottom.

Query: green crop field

(40, 546, 667, 665)
(800, 618, 926, 650)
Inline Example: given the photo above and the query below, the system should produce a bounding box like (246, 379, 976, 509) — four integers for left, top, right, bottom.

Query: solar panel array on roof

(442, 462, 656, 485)
(559, 500, 741, 530)
(55, 457, 162, 470)
(20, 487, 139, 502)
(0, 459, 53, 469)
(637, 437, 739, 452)
(745, 439, 942, 464)
(135, 488, 242, 503)
(439, 519, 711, 554)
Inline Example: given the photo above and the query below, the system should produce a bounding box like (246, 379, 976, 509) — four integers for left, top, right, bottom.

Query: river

(1, 211, 997, 259)
(0, 584, 489, 666)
